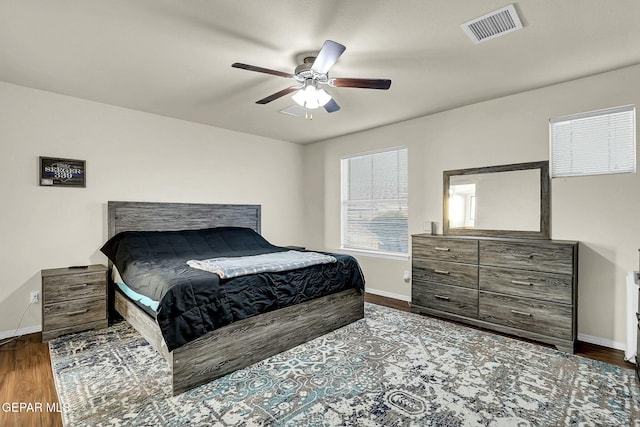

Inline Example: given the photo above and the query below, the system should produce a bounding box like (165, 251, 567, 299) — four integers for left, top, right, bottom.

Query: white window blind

(550, 105, 636, 178)
(341, 147, 408, 256)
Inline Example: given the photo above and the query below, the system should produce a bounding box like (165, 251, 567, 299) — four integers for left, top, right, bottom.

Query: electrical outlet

(403, 271, 410, 282)
(30, 291, 40, 304)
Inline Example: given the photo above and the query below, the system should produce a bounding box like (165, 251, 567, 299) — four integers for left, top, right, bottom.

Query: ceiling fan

(232, 40, 391, 114)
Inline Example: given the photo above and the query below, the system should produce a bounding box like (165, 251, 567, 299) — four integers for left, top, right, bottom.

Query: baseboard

(0, 324, 42, 340)
(578, 333, 625, 351)
(365, 288, 411, 302)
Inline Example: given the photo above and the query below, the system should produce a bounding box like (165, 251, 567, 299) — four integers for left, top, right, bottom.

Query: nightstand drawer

(44, 271, 106, 304)
(43, 297, 106, 331)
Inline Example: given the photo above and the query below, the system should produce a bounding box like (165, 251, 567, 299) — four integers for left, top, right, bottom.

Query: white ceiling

(1, 1, 639, 144)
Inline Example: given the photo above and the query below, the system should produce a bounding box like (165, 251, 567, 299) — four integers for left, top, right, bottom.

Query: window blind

(550, 105, 636, 178)
(341, 147, 408, 255)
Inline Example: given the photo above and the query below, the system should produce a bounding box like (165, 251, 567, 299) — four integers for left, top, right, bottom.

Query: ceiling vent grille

(462, 4, 523, 44)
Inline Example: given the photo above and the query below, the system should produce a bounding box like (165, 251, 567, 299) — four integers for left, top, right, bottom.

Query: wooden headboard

(107, 201, 261, 238)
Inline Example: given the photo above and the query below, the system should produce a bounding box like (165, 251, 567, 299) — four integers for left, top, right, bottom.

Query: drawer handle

(511, 309, 532, 317)
(69, 283, 88, 290)
(434, 269, 450, 275)
(513, 253, 536, 259)
(68, 309, 89, 316)
(434, 247, 450, 252)
(511, 280, 534, 286)
(434, 295, 450, 301)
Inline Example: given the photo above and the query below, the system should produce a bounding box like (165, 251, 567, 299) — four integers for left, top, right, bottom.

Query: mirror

(443, 161, 550, 239)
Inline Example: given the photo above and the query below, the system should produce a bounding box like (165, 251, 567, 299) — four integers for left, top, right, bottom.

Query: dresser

(411, 234, 578, 353)
(41, 265, 108, 341)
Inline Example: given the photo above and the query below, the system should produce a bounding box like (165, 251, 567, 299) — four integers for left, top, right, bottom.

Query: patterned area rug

(50, 304, 640, 426)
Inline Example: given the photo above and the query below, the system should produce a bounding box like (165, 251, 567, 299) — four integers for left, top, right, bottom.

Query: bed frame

(107, 201, 364, 395)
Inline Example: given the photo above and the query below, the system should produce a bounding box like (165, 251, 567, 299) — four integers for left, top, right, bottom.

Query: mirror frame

(443, 160, 550, 239)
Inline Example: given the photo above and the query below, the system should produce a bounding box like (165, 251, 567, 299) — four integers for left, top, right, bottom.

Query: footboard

(115, 288, 364, 395)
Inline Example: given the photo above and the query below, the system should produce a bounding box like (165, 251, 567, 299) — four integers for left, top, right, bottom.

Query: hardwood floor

(0, 333, 62, 427)
(0, 294, 634, 427)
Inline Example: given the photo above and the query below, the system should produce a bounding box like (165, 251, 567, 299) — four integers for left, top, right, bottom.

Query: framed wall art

(39, 156, 86, 187)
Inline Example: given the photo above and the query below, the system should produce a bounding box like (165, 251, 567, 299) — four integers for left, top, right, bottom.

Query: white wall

(0, 82, 305, 336)
(303, 64, 640, 349)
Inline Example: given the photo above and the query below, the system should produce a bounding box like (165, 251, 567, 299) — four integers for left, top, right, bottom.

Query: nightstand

(41, 264, 108, 341)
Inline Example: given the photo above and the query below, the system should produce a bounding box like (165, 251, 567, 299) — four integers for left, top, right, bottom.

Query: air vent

(462, 4, 523, 44)
(279, 105, 307, 117)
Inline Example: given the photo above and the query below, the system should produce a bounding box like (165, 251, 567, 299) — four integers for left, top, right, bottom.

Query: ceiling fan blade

(232, 63, 293, 79)
(329, 78, 392, 90)
(324, 99, 341, 113)
(255, 86, 300, 104)
(311, 40, 346, 74)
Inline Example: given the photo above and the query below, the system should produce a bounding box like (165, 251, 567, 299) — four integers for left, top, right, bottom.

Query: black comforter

(101, 227, 365, 351)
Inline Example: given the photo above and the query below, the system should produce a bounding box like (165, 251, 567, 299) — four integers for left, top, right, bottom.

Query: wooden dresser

(41, 264, 108, 341)
(411, 234, 578, 353)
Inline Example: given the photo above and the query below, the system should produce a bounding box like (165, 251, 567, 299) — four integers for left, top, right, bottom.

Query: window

(550, 105, 636, 178)
(341, 147, 408, 257)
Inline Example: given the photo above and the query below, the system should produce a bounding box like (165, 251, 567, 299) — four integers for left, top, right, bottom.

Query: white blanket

(187, 250, 337, 279)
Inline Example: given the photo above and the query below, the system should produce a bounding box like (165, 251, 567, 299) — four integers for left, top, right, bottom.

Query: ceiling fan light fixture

(291, 88, 310, 107)
(292, 81, 331, 109)
(232, 39, 390, 113)
(316, 88, 331, 106)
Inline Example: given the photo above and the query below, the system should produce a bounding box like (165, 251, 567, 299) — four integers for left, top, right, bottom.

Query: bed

(104, 201, 365, 395)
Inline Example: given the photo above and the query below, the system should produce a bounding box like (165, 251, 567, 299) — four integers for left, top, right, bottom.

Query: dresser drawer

(479, 292, 572, 339)
(413, 282, 478, 318)
(413, 235, 478, 264)
(43, 296, 106, 331)
(479, 266, 572, 304)
(413, 259, 477, 289)
(479, 240, 574, 274)
(43, 271, 106, 304)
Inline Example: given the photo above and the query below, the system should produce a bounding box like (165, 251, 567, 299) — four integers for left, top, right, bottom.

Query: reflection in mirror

(443, 161, 550, 239)
(448, 183, 476, 228)
(449, 169, 540, 231)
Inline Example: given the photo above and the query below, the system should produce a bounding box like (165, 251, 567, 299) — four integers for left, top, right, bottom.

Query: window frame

(340, 146, 409, 259)
(549, 104, 636, 178)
